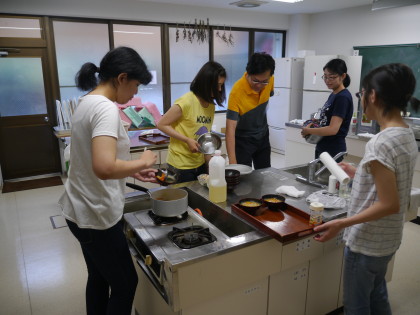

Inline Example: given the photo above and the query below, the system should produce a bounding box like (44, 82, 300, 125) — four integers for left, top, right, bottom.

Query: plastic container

(208, 150, 227, 203)
(328, 175, 338, 194)
(309, 202, 324, 226)
(338, 181, 351, 199)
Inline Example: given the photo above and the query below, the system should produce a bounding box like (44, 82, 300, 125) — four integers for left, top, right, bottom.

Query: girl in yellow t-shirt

(157, 61, 226, 183)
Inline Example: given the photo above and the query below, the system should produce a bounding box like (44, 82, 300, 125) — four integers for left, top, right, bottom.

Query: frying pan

(126, 182, 188, 217)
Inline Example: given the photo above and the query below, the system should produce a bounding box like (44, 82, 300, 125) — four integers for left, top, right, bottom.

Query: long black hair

(246, 52, 275, 76)
(190, 61, 227, 107)
(75, 46, 152, 91)
(361, 63, 420, 116)
(323, 58, 351, 88)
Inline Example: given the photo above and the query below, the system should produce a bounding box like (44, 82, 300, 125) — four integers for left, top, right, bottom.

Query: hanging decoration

(215, 25, 235, 46)
(175, 18, 234, 46)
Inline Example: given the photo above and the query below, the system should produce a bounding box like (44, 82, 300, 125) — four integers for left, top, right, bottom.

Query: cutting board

(231, 203, 317, 243)
(138, 133, 170, 145)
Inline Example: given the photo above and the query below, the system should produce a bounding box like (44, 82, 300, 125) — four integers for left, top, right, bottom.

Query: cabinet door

(281, 235, 323, 271)
(184, 278, 269, 315)
(268, 262, 309, 315)
(306, 248, 344, 315)
(303, 55, 337, 91)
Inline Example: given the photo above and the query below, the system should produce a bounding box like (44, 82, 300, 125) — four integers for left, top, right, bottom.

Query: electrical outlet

(244, 284, 262, 295)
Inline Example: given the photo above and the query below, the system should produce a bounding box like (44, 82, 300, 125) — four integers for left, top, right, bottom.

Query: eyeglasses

(321, 74, 339, 81)
(355, 90, 365, 99)
(250, 76, 270, 85)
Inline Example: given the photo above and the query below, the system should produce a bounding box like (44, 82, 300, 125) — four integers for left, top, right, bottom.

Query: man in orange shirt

(226, 52, 275, 169)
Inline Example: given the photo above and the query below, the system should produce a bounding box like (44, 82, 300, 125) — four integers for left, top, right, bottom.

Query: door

(269, 126, 285, 154)
(301, 90, 331, 122)
(303, 55, 337, 91)
(274, 57, 292, 88)
(267, 88, 291, 128)
(0, 48, 61, 180)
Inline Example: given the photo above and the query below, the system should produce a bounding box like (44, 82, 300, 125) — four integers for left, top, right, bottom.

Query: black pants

(235, 131, 271, 169)
(66, 219, 138, 315)
(168, 163, 207, 183)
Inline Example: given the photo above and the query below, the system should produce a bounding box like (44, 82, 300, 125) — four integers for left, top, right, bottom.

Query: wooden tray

(138, 133, 170, 145)
(231, 203, 317, 243)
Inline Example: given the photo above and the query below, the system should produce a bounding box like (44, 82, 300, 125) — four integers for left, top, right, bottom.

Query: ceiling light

(230, 1, 269, 8)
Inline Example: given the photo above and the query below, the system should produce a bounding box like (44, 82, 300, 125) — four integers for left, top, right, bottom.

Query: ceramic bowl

(225, 169, 240, 190)
(155, 168, 178, 186)
(238, 198, 263, 215)
(262, 194, 287, 211)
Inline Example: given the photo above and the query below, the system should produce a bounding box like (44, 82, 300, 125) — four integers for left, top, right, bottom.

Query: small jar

(309, 202, 324, 226)
(338, 181, 351, 199)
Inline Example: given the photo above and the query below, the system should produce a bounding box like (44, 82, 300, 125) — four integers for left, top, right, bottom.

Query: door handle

(44, 116, 49, 122)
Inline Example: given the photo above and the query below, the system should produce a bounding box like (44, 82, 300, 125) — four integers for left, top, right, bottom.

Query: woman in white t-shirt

(59, 47, 157, 315)
(313, 63, 420, 315)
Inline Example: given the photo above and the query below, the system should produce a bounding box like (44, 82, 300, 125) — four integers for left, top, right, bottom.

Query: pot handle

(126, 182, 151, 196)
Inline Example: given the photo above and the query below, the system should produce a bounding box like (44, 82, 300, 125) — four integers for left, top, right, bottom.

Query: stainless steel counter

(165, 167, 347, 222)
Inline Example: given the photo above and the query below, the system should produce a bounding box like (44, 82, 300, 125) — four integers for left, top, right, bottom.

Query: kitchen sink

(124, 194, 152, 214)
(183, 187, 255, 237)
(124, 187, 255, 238)
(282, 163, 331, 186)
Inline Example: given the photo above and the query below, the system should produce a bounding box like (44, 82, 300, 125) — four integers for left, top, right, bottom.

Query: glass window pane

(0, 58, 47, 116)
(254, 32, 283, 58)
(113, 24, 164, 114)
(59, 87, 84, 102)
(170, 83, 190, 106)
(0, 17, 42, 38)
(53, 21, 110, 99)
(214, 30, 249, 111)
(169, 26, 209, 84)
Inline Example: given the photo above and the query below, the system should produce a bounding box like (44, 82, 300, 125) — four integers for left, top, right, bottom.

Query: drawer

(281, 235, 323, 271)
(323, 229, 345, 253)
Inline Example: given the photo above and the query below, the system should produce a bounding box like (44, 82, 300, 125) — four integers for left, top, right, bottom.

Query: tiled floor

(1, 152, 419, 314)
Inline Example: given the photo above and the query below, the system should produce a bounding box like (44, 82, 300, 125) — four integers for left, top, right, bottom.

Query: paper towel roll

(319, 152, 350, 185)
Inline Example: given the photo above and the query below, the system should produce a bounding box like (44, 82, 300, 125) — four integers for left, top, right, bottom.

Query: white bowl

(225, 164, 253, 175)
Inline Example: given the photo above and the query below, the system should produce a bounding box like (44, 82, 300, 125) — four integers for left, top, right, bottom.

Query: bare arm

(92, 136, 157, 180)
(338, 162, 357, 179)
(301, 116, 343, 137)
(226, 118, 238, 164)
(157, 104, 200, 153)
(313, 160, 400, 242)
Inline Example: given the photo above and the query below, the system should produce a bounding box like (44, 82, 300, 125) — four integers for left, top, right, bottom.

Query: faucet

(295, 151, 347, 189)
(314, 151, 347, 178)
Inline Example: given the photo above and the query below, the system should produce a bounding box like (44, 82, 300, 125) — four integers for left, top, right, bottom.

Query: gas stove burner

(148, 210, 188, 226)
(168, 226, 217, 249)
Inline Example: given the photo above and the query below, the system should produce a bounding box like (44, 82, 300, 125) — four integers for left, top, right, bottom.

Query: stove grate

(148, 210, 188, 225)
(168, 226, 217, 249)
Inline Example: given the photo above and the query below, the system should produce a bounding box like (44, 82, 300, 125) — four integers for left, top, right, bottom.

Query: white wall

(286, 14, 311, 58)
(290, 4, 420, 56)
(2, 0, 289, 30)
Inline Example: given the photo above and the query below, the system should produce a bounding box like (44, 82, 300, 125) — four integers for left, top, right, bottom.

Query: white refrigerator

(267, 57, 304, 154)
(302, 55, 362, 121)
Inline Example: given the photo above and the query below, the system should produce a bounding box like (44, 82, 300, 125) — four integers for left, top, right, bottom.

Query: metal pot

(126, 183, 188, 217)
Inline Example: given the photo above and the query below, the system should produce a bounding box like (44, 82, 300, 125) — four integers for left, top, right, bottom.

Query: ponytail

(75, 62, 98, 91)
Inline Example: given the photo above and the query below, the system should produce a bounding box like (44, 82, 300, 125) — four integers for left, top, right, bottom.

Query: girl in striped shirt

(313, 63, 420, 315)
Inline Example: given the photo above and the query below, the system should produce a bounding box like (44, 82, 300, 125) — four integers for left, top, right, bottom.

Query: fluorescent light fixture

(0, 26, 42, 30)
(113, 31, 154, 35)
(272, 0, 303, 3)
